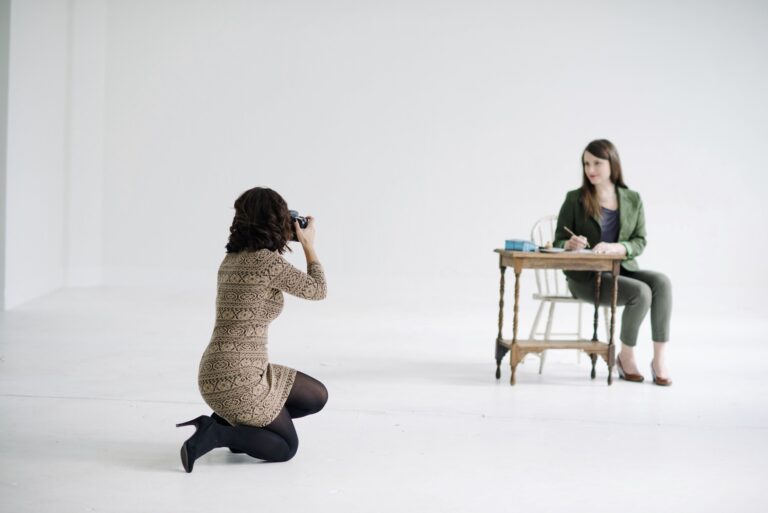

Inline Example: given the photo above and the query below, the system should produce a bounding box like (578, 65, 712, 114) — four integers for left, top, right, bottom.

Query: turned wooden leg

(610, 272, 618, 345)
(495, 265, 506, 379)
(512, 270, 520, 342)
(607, 262, 620, 386)
(607, 343, 616, 386)
(509, 269, 521, 385)
(590, 353, 597, 379)
(592, 272, 602, 342)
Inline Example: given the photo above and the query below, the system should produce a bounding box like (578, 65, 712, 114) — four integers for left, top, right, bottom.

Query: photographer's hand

(295, 217, 319, 264)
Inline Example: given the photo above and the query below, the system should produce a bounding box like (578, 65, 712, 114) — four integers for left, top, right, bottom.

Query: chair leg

(577, 302, 583, 338)
(539, 302, 556, 374)
(530, 301, 546, 340)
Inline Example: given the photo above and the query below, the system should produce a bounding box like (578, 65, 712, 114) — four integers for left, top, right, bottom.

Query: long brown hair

(225, 187, 293, 254)
(579, 139, 627, 220)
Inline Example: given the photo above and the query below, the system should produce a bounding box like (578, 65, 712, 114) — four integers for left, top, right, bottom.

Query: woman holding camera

(554, 139, 672, 386)
(176, 187, 328, 472)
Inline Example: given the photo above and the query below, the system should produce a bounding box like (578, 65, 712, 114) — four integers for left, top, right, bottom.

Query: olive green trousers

(567, 269, 672, 347)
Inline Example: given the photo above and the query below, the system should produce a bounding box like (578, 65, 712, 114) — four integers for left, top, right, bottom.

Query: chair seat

(529, 214, 617, 375)
(532, 293, 580, 302)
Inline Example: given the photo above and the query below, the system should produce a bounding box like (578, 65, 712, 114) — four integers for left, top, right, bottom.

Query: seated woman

(554, 139, 672, 386)
(176, 187, 328, 472)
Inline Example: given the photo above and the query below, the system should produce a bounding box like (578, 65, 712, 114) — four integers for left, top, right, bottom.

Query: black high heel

(176, 415, 217, 473)
(210, 412, 245, 454)
(175, 415, 210, 429)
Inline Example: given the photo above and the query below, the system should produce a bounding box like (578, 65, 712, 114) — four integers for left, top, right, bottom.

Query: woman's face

(583, 150, 612, 186)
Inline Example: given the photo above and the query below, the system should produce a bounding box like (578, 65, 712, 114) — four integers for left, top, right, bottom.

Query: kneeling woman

(176, 187, 328, 472)
(555, 139, 672, 385)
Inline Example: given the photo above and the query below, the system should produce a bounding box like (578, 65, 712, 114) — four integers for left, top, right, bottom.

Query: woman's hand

(593, 242, 627, 255)
(294, 216, 316, 248)
(565, 234, 589, 251)
(295, 216, 320, 264)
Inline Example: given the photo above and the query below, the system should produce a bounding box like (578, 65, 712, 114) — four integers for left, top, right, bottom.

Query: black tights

(211, 371, 328, 462)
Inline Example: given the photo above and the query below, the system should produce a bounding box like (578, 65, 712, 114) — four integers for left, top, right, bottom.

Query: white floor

(1, 287, 767, 513)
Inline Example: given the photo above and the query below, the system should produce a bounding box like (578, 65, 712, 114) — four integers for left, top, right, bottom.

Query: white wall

(4, 0, 70, 309)
(3, 0, 105, 309)
(102, 0, 768, 318)
(4, 0, 767, 315)
(66, 0, 105, 286)
(0, 0, 10, 310)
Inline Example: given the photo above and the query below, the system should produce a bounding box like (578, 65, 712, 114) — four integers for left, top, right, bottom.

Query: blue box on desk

(505, 239, 538, 252)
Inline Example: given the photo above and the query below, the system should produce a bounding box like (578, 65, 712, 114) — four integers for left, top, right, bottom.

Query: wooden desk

(494, 249, 625, 385)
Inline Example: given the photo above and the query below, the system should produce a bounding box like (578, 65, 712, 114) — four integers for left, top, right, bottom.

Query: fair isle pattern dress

(198, 249, 326, 427)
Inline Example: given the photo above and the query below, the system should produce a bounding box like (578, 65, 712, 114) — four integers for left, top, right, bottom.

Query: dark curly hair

(225, 187, 293, 254)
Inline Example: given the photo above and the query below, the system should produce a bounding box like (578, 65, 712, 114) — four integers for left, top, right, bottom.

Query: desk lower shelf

(496, 338, 616, 385)
(498, 338, 609, 352)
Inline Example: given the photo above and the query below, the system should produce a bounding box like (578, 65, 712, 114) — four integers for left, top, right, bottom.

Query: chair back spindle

(530, 215, 571, 299)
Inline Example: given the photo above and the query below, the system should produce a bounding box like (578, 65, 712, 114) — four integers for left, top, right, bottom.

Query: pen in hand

(563, 226, 590, 249)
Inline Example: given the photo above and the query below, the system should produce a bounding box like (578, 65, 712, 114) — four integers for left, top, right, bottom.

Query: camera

(289, 210, 308, 229)
(289, 210, 308, 242)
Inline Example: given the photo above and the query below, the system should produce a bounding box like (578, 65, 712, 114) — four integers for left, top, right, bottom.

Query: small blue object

(505, 239, 538, 252)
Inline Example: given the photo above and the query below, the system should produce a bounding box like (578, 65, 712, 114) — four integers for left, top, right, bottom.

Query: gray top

(600, 207, 619, 243)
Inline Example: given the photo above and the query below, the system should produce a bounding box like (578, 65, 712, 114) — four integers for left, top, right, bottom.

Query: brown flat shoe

(616, 354, 644, 382)
(650, 361, 672, 386)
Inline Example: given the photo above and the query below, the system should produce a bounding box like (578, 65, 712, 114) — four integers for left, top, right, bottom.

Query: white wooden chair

(529, 216, 611, 374)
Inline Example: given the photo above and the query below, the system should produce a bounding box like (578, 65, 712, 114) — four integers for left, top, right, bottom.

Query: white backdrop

(4, 0, 768, 317)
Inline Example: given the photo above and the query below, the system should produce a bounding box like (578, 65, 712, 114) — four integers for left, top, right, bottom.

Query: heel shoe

(616, 354, 644, 382)
(176, 415, 218, 473)
(211, 412, 245, 454)
(650, 361, 672, 386)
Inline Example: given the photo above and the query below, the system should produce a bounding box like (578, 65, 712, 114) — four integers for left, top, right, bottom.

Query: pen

(563, 226, 590, 249)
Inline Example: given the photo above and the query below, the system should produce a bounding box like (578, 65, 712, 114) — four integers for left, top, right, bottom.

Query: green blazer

(554, 186, 647, 283)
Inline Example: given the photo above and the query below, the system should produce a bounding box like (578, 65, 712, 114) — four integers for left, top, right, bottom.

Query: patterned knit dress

(198, 249, 326, 427)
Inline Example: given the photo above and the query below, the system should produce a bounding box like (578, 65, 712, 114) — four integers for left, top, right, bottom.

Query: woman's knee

(295, 372, 329, 412)
(302, 385, 328, 417)
(650, 272, 672, 296)
(628, 282, 652, 309)
(312, 381, 329, 413)
(273, 439, 299, 462)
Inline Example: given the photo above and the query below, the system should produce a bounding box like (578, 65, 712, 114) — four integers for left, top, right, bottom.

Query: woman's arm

(271, 216, 327, 300)
(272, 257, 327, 300)
(620, 195, 647, 259)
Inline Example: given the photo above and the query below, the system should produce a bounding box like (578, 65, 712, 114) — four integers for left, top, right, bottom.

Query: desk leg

(495, 266, 507, 379)
(592, 272, 601, 341)
(590, 272, 602, 379)
(510, 269, 521, 385)
(607, 262, 620, 385)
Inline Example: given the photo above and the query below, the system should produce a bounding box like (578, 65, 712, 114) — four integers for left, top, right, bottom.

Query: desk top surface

(494, 249, 625, 261)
